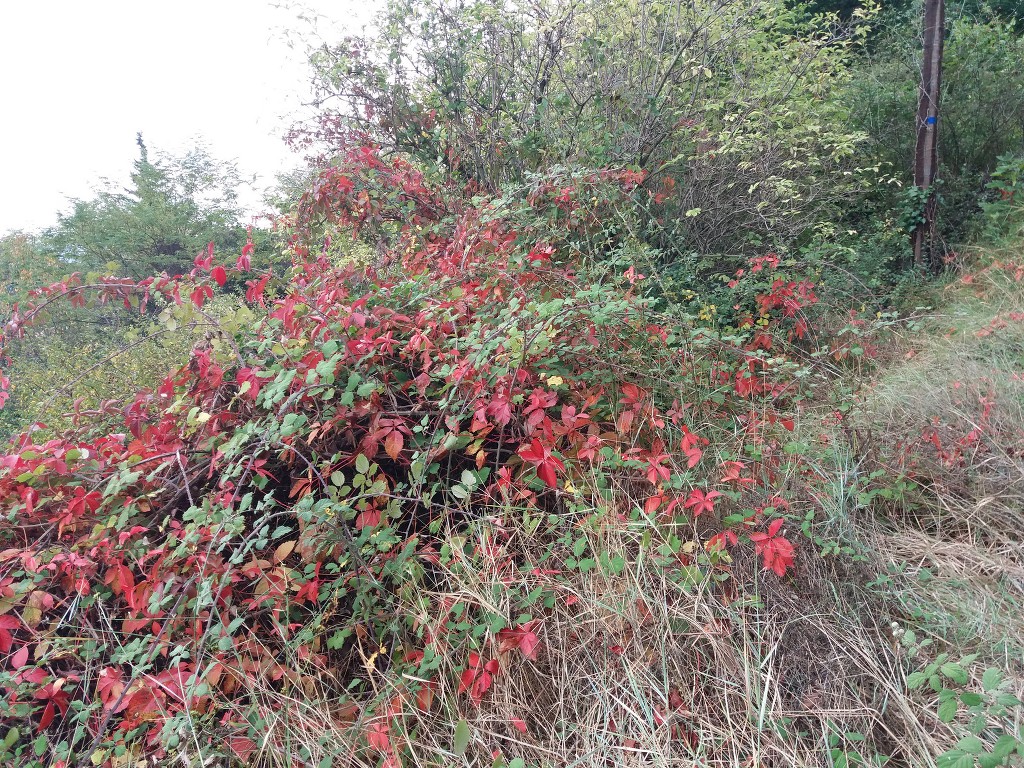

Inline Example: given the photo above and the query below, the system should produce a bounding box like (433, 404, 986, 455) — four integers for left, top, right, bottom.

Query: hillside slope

(0, 153, 1022, 768)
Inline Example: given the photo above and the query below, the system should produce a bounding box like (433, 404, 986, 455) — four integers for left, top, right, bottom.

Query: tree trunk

(912, 0, 945, 272)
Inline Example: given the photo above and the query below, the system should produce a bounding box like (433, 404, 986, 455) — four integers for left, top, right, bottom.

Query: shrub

(297, 0, 870, 260)
(0, 144, 832, 766)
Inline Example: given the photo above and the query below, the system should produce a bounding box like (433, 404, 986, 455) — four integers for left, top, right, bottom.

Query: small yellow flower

(546, 375, 564, 386)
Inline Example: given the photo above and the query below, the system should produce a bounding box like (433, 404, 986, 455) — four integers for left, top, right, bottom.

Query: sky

(0, 0, 377, 235)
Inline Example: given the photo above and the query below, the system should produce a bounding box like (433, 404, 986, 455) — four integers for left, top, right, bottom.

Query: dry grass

(850, 259, 1024, 653)
(207, 494, 961, 768)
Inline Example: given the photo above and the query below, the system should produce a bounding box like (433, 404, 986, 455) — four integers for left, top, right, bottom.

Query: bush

(0, 143, 841, 767)
(298, 0, 870, 261)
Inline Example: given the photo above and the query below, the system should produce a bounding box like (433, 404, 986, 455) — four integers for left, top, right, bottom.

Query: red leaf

(750, 520, 795, 577)
(458, 667, 477, 695)
(238, 238, 254, 271)
(367, 721, 391, 752)
(245, 273, 270, 305)
(471, 669, 493, 702)
(37, 699, 55, 732)
(10, 643, 28, 669)
(194, 249, 213, 270)
(415, 681, 436, 712)
(96, 667, 126, 711)
(683, 488, 721, 517)
(211, 266, 227, 287)
(537, 461, 557, 488)
(384, 430, 404, 460)
(355, 508, 381, 530)
(517, 630, 540, 660)
(644, 493, 665, 515)
(459, 653, 499, 703)
(0, 615, 18, 653)
(518, 439, 547, 464)
(707, 530, 738, 552)
(227, 737, 256, 762)
(511, 717, 528, 734)
(190, 285, 213, 308)
(497, 621, 541, 660)
(518, 439, 563, 488)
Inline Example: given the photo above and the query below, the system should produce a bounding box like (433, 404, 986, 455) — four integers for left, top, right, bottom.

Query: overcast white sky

(0, 0, 377, 235)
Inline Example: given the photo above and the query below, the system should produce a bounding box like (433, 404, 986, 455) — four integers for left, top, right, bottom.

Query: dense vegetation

(0, 1, 1022, 767)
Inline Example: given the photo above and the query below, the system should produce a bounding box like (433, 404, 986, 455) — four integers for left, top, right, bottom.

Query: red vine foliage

(0, 144, 814, 766)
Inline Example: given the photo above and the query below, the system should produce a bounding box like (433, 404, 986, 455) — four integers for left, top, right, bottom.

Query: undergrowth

(0, 148, 1021, 768)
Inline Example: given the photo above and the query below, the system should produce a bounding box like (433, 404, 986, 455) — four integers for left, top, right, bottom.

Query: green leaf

(959, 692, 983, 707)
(2, 727, 19, 751)
(453, 719, 471, 755)
(330, 470, 345, 487)
(982, 667, 1002, 692)
(938, 697, 958, 723)
(936, 750, 973, 768)
(969, 714, 987, 734)
(941, 662, 969, 685)
(957, 736, 984, 754)
(906, 671, 927, 690)
(355, 454, 370, 474)
(991, 734, 1018, 759)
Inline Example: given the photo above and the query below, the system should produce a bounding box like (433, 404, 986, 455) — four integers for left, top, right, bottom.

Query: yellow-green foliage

(0, 295, 258, 438)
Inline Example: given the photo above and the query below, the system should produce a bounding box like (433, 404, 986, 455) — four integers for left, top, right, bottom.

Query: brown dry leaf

(206, 662, 224, 687)
(273, 539, 296, 564)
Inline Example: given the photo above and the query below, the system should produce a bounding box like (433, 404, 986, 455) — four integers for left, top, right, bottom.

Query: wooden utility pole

(912, 0, 945, 271)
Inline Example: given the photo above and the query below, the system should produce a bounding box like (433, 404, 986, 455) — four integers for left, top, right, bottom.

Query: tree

(845, 12, 1024, 252)
(912, 0, 944, 269)
(0, 232, 60, 308)
(0, 141, 266, 439)
(42, 135, 250, 278)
